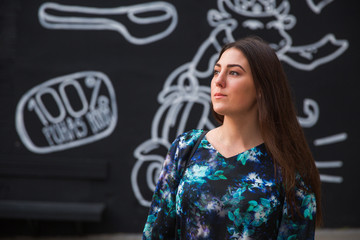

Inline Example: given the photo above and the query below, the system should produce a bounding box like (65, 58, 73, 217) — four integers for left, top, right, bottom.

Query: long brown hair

(212, 36, 322, 226)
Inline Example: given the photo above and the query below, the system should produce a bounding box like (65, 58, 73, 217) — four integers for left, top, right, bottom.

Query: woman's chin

(213, 108, 227, 116)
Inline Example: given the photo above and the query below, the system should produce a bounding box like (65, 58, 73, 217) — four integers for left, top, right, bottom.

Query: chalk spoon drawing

(38, 1, 178, 45)
(132, 0, 348, 206)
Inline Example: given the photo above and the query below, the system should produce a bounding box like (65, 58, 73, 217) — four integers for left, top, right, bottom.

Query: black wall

(0, 0, 359, 235)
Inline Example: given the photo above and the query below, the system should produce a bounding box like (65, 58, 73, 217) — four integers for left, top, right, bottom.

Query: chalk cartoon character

(132, 0, 348, 206)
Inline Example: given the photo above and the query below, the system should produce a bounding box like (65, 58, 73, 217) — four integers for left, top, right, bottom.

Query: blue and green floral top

(143, 129, 316, 239)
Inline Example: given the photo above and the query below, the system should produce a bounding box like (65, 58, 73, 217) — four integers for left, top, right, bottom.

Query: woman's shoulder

(174, 129, 207, 147)
(166, 129, 207, 161)
(180, 129, 206, 139)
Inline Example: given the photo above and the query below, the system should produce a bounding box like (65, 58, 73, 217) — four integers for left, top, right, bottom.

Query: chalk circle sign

(15, 71, 118, 154)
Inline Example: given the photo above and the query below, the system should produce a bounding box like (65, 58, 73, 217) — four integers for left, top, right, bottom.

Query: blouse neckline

(203, 134, 265, 160)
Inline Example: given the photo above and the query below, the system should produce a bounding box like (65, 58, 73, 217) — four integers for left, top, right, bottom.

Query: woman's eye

(229, 71, 239, 76)
(213, 70, 220, 75)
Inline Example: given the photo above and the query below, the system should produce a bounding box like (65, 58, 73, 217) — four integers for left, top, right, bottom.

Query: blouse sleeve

(142, 130, 201, 239)
(277, 177, 317, 240)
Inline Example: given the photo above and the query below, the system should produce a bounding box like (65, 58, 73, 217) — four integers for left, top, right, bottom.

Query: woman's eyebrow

(227, 64, 246, 72)
(215, 63, 246, 73)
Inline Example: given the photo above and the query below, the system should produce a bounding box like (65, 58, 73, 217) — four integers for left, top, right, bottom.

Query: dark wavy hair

(212, 36, 322, 226)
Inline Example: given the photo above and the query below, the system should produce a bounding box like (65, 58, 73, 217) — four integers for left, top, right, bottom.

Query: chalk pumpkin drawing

(131, 0, 349, 207)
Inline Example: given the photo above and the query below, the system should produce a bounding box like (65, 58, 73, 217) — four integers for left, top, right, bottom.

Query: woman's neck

(217, 113, 263, 152)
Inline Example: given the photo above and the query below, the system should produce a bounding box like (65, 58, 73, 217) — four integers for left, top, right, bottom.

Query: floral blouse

(143, 129, 316, 240)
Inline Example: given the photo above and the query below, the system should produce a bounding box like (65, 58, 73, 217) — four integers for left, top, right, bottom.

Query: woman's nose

(215, 72, 226, 88)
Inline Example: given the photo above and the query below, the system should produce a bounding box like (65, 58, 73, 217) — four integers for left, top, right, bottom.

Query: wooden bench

(0, 200, 106, 235)
(0, 200, 105, 221)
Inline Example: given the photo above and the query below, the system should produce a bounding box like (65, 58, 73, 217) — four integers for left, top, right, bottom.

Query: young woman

(143, 36, 322, 239)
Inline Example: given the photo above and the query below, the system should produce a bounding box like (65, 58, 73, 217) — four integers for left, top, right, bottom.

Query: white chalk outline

(314, 133, 348, 146)
(132, 0, 349, 206)
(216, 0, 348, 71)
(312, 133, 347, 184)
(38, 1, 178, 45)
(316, 161, 344, 183)
(320, 174, 343, 183)
(306, 0, 334, 14)
(280, 34, 349, 71)
(297, 98, 319, 128)
(15, 71, 118, 154)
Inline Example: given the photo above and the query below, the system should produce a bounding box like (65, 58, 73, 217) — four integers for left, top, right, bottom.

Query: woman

(143, 36, 322, 239)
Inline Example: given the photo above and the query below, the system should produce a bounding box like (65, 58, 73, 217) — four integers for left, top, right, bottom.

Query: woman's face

(211, 47, 257, 118)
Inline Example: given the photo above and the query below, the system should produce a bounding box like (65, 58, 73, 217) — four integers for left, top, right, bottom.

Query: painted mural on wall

(15, 71, 118, 154)
(15, 1, 178, 154)
(13, 0, 349, 208)
(38, 1, 177, 45)
(131, 0, 349, 207)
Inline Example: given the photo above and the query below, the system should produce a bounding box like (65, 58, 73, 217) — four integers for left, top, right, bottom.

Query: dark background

(0, 0, 359, 236)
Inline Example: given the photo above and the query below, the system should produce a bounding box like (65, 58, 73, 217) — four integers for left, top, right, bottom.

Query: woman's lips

(214, 93, 226, 99)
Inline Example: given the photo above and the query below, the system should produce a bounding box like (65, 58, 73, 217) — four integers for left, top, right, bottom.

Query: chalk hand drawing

(16, 71, 117, 154)
(279, 34, 349, 71)
(306, 0, 334, 14)
(130, 0, 348, 206)
(38, 1, 177, 45)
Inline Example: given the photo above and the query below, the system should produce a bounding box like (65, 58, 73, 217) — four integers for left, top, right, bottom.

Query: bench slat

(0, 200, 105, 221)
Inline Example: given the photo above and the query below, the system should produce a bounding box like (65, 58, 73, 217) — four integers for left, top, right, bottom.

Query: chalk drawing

(306, 0, 334, 14)
(280, 34, 349, 71)
(312, 132, 347, 183)
(38, 1, 177, 45)
(132, 0, 348, 206)
(16, 71, 117, 154)
(315, 161, 343, 168)
(313, 131, 347, 183)
(216, 0, 348, 71)
(297, 98, 319, 128)
(314, 132, 348, 146)
(319, 174, 343, 183)
(24, 1, 177, 154)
